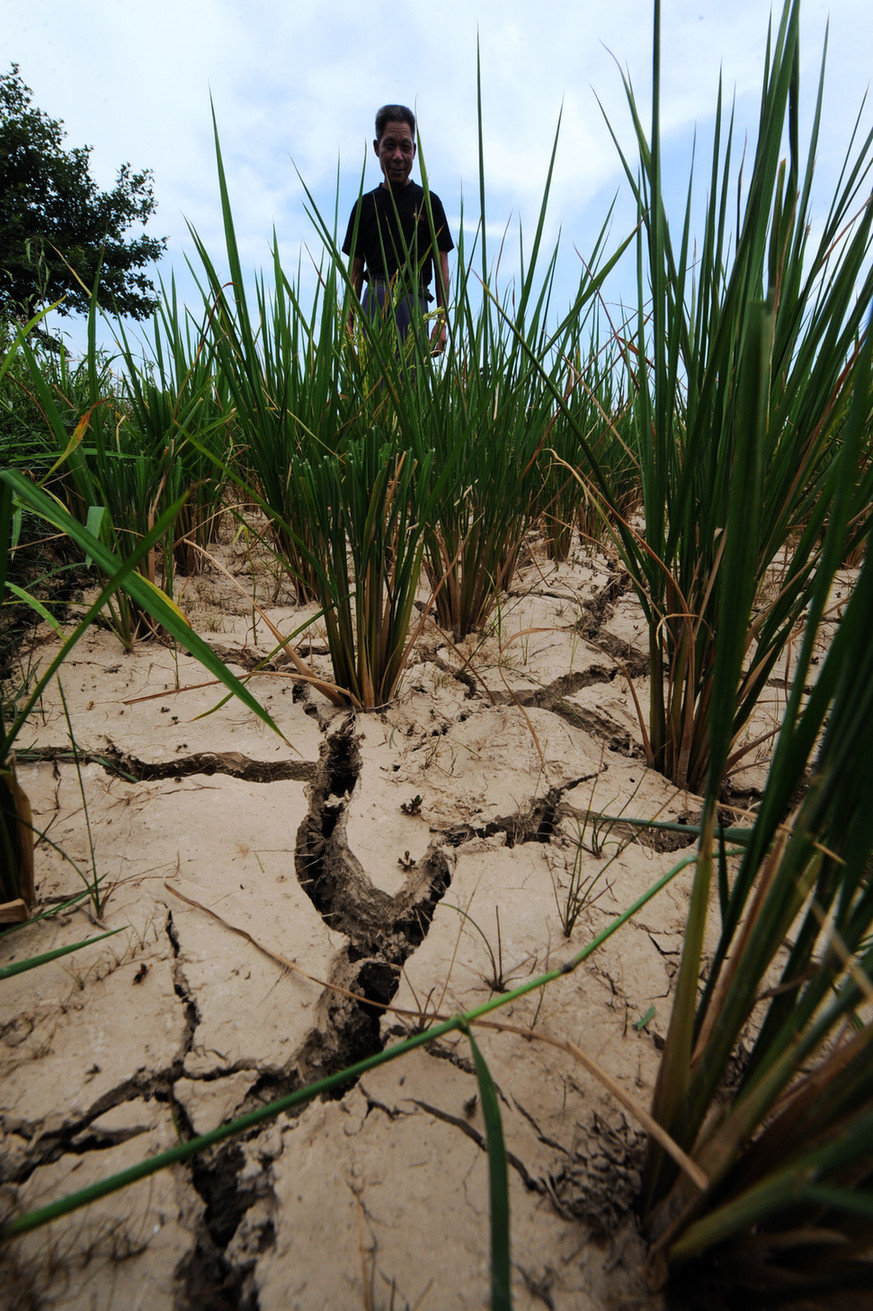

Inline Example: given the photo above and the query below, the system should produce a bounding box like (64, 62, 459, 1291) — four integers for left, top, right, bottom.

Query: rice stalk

(597, 0, 873, 791)
(642, 290, 873, 1302)
(116, 277, 233, 579)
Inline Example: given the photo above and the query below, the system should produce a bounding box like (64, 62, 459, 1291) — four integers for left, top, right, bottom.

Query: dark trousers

(361, 279, 430, 343)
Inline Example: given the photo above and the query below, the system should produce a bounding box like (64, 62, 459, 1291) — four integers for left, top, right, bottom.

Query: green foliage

(542, 336, 637, 559)
(0, 925, 124, 978)
(645, 357, 873, 1301)
(115, 281, 234, 578)
(637, 10, 873, 1295)
(0, 64, 166, 320)
(467, 1028, 512, 1311)
(0, 314, 283, 908)
(0, 315, 90, 471)
(604, 0, 873, 792)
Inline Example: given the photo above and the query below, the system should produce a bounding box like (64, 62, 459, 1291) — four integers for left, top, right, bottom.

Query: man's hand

(431, 251, 450, 355)
(430, 311, 447, 355)
(347, 257, 365, 342)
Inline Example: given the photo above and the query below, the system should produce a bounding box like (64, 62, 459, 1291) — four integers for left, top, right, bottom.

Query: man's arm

(431, 250, 449, 353)
(347, 256, 365, 335)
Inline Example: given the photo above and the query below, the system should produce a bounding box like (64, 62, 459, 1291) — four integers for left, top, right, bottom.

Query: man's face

(374, 120, 416, 190)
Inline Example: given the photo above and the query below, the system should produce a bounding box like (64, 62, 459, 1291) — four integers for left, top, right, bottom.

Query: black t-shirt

(342, 182, 453, 294)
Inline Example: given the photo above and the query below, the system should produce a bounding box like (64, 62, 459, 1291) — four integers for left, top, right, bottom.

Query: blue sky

(6, 1, 871, 353)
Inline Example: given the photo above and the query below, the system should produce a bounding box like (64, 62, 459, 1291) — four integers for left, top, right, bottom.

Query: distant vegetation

(0, 63, 165, 322)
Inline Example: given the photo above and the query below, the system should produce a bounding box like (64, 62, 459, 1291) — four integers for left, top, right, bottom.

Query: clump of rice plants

(117, 278, 233, 579)
(575, 0, 873, 793)
(190, 120, 358, 607)
(412, 84, 628, 636)
(633, 8, 873, 1296)
(187, 127, 443, 707)
(642, 320, 873, 1308)
(542, 332, 638, 559)
(1, 313, 285, 914)
(13, 303, 189, 648)
(289, 431, 439, 708)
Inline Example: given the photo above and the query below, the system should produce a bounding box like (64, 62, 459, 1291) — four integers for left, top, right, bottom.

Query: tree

(0, 64, 166, 320)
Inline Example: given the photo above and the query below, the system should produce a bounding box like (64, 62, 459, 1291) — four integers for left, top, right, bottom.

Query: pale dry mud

(1, 539, 748, 1310)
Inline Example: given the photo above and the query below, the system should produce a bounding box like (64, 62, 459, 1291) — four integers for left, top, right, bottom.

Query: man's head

(374, 104, 416, 191)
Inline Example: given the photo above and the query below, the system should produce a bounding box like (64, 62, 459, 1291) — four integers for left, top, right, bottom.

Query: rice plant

(13, 299, 189, 647)
(542, 331, 638, 559)
(288, 431, 439, 708)
(185, 126, 443, 707)
(411, 84, 628, 636)
(596, 0, 873, 792)
(189, 118, 359, 606)
(641, 311, 873, 1306)
(116, 277, 233, 579)
(1, 316, 283, 915)
(0, 319, 67, 471)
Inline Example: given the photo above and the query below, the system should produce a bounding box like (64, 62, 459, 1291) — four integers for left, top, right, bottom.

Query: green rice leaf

(466, 1030, 512, 1311)
(0, 928, 125, 979)
(0, 470, 284, 745)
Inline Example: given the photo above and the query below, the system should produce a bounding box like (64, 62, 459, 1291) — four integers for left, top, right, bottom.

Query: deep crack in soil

(166, 712, 458, 1305)
(296, 715, 452, 964)
(17, 746, 316, 785)
(180, 1143, 264, 1311)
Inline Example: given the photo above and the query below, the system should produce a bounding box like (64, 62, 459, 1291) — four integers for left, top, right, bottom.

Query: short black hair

(375, 104, 415, 141)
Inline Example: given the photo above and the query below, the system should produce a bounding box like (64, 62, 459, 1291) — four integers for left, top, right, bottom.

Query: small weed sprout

(556, 771, 652, 936)
(57, 679, 102, 918)
(555, 822, 614, 937)
(575, 758, 650, 858)
(583, 802, 626, 860)
(444, 903, 535, 994)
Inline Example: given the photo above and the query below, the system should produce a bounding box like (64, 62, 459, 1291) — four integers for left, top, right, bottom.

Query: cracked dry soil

(0, 538, 739, 1310)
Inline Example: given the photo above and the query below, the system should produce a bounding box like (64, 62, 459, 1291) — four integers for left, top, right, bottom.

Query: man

(342, 104, 453, 353)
